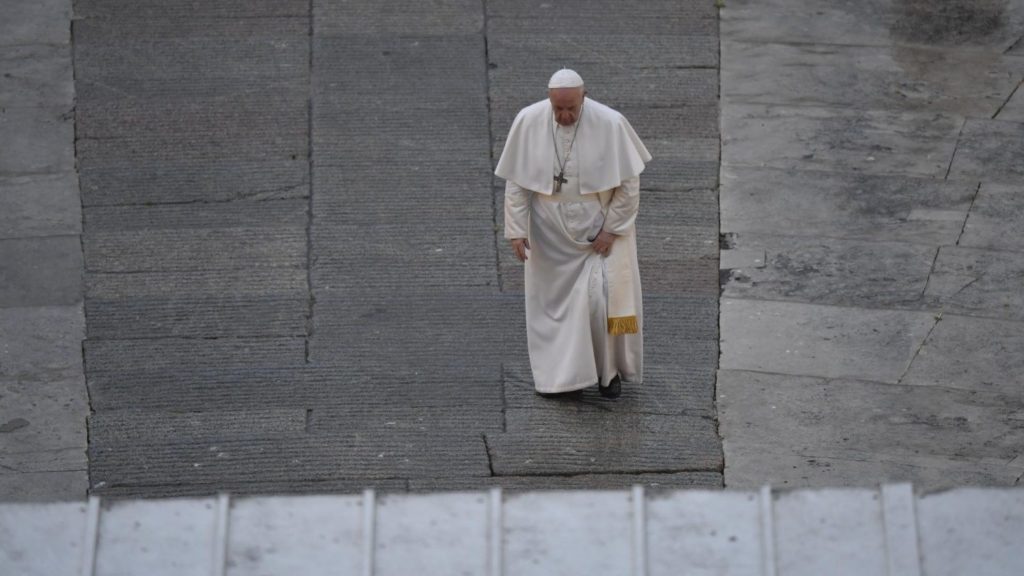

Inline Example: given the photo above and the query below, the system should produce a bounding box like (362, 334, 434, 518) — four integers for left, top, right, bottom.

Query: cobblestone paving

(75, 0, 723, 496)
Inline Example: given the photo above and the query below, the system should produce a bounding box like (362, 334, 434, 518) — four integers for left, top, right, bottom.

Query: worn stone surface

(923, 246, 1024, 321)
(0, 44, 74, 108)
(0, 174, 81, 239)
(722, 233, 938, 309)
(720, 299, 936, 383)
(0, 107, 74, 174)
(723, 40, 1024, 117)
(408, 472, 723, 492)
(721, 167, 974, 245)
(948, 119, 1024, 183)
(959, 183, 1024, 251)
(0, 237, 82, 307)
(718, 370, 1024, 490)
(0, 0, 70, 46)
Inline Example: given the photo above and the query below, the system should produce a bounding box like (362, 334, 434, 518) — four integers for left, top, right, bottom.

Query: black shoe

(599, 375, 621, 399)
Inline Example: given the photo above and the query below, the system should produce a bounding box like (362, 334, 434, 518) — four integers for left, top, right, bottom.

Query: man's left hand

(591, 230, 617, 256)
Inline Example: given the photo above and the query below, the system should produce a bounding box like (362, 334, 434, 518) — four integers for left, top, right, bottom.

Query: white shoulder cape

(495, 97, 651, 195)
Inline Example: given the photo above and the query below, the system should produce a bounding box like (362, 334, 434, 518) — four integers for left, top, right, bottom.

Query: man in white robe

(497, 69, 651, 398)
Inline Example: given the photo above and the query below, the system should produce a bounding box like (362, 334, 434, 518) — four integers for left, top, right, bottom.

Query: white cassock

(497, 97, 651, 393)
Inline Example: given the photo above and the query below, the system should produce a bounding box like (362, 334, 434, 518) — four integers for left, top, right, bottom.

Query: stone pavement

(0, 0, 722, 499)
(718, 0, 1024, 489)
(0, 0, 88, 499)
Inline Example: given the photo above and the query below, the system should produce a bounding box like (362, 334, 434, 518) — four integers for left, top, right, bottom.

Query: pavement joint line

(482, 434, 496, 477)
(482, 0, 505, 294)
(724, 37, 1020, 55)
(942, 117, 967, 181)
(953, 182, 982, 247)
(917, 246, 942, 300)
(992, 76, 1024, 119)
(722, 162, 982, 184)
(304, 0, 315, 365)
(895, 314, 941, 387)
(718, 366, 1022, 397)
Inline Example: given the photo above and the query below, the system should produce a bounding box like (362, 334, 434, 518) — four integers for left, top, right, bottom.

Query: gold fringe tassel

(607, 315, 639, 335)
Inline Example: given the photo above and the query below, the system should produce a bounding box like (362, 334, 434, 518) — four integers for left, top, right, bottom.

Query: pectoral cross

(553, 171, 568, 194)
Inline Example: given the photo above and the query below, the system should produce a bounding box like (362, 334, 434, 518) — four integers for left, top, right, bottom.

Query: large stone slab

(0, 106, 74, 174)
(722, 104, 962, 178)
(74, 0, 308, 18)
(721, 167, 975, 245)
(0, 173, 81, 239)
(902, 314, 1024, 396)
(722, 0, 1024, 52)
(722, 40, 1023, 116)
(0, 237, 82, 307)
(316, 0, 481, 36)
(0, 44, 73, 108)
(718, 370, 1024, 490)
(488, 33, 717, 70)
(487, 409, 721, 475)
(721, 233, 938, 309)
(923, 246, 1024, 321)
(638, 225, 719, 295)
(488, 0, 718, 22)
(994, 82, 1024, 121)
(73, 18, 308, 81)
(0, 471, 85, 502)
(948, 118, 1024, 183)
(408, 472, 722, 491)
(959, 183, 1024, 251)
(720, 299, 936, 382)
(0, 0, 70, 46)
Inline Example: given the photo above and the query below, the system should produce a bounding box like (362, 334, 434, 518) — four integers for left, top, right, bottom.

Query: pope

(497, 69, 651, 399)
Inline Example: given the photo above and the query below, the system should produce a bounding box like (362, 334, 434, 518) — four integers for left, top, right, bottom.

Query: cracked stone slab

(718, 369, 1024, 490)
(721, 167, 975, 245)
(901, 314, 1024, 396)
(721, 233, 938, 309)
(486, 408, 721, 476)
(948, 118, 1024, 184)
(923, 246, 1024, 321)
(959, 182, 1024, 251)
(722, 0, 1024, 52)
(0, 44, 73, 109)
(722, 104, 962, 177)
(0, 237, 82, 307)
(722, 40, 1024, 117)
(0, 174, 81, 239)
(720, 298, 936, 382)
(994, 81, 1024, 121)
(0, 0, 70, 46)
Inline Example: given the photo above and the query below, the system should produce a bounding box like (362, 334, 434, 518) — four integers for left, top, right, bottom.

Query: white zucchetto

(547, 68, 584, 89)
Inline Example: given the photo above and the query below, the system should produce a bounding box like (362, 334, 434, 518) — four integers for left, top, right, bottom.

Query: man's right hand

(511, 238, 530, 262)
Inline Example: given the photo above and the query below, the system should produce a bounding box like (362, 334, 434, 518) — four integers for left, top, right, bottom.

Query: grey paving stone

(408, 472, 723, 491)
(924, 246, 1024, 321)
(73, 18, 308, 81)
(317, 171, 492, 224)
(994, 81, 1024, 121)
(0, 44, 73, 108)
(316, 0, 482, 36)
(0, 173, 81, 239)
(80, 158, 309, 206)
(89, 409, 308, 446)
(487, 0, 718, 22)
(83, 198, 308, 232)
(959, 183, 1024, 251)
(901, 314, 1024, 396)
(92, 478, 409, 499)
(0, 236, 82, 307)
(88, 431, 491, 488)
(0, 377, 87, 468)
(722, 40, 1023, 116)
(76, 90, 308, 141)
(85, 297, 308, 339)
(722, 104, 962, 177)
(488, 34, 718, 70)
(722, 0, 1024, 51)
(503, 358, 716, 417)
(722, 233, 938, 309)
(84, 337, 307, 376)
(0, 304, 84, 379)
(83, 228, 306, 273)
(948, 118, 1024, 183)
(720, 298, 936, 383)
(310, 405, 503, 434)
(637, 226, 719, 296)
(616, 106, 720, 141)
(0, 106, 74, 174)
(487, 409, 721, 476)
(721, 167, 975, 245)
(0, 0, 70, 46)
(0, 471, 85, 502)
(73, 0, 308, 18)
(718, 369, 1024, 490)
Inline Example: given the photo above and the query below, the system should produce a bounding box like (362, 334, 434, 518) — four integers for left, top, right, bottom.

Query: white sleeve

(602, 176, 640, 235)
(504, 180, 531, 239)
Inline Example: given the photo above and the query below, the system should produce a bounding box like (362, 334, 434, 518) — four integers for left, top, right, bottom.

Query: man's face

(549, 87, 585, 126)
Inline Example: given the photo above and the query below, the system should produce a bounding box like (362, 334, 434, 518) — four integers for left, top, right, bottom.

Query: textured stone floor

(73, 0, 723, 496)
